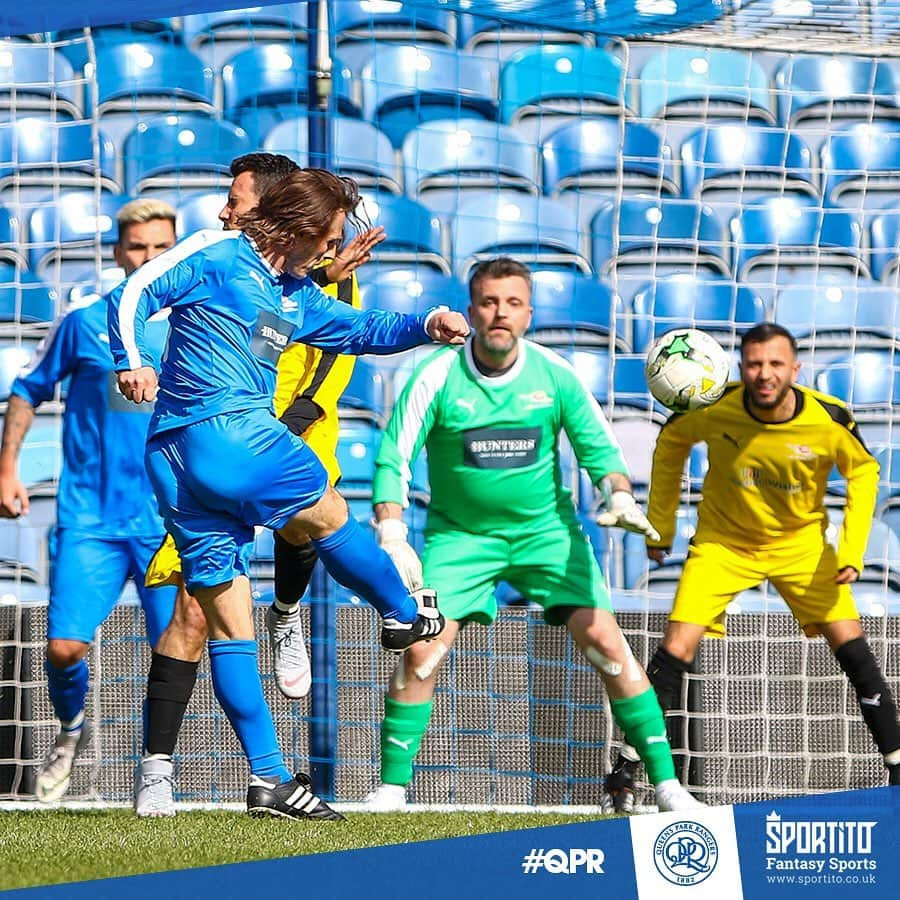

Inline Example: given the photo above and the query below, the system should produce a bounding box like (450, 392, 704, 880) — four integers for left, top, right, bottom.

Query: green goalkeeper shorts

(421, 523, 612, 626)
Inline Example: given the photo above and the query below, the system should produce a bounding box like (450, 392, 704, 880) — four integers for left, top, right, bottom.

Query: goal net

(0, 1, 898, 808)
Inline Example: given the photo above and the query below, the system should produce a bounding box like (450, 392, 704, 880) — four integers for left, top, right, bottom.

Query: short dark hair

(240, 169, 360, 259)
(230, 152, 300, 197)
(468, 257, 533, 301)
(740, 322, 798, 355)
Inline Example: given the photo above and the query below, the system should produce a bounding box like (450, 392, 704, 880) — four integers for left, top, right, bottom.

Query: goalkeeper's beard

(477, 329, 517, 358)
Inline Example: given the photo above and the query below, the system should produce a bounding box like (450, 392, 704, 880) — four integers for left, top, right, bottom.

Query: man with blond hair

(0, 198, 179, 802)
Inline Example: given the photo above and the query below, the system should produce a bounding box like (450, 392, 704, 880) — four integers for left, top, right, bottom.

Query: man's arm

(0, 313, 78, 516)
(291, 279, 468, 355)
(646, 413, 699, 554)
(370, 351, 454, 590)
(834, 416, 880, 580)
(0, 395, 35, 517)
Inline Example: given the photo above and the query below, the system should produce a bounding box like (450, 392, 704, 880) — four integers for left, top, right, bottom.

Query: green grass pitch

(0, 810, 601, 890)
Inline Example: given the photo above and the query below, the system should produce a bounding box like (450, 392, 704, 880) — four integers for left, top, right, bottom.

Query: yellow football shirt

(648, 384, 879, 572)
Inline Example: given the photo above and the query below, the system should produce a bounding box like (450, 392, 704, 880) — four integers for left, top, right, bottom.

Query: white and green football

(644, 328, 730, 413)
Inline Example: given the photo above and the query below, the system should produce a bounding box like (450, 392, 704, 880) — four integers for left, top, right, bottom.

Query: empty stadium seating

(123, 113, 252, 195)
(360, 44, 498, 148)
(452, 191, 589, 279)
(499, 46, 627, 140)
(630, 274, 766, 353)
(402, 118, 539, 219)
(222, 44, 358, 142)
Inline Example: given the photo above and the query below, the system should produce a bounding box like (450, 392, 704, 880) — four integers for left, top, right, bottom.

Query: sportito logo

(654, 820, 719, 886)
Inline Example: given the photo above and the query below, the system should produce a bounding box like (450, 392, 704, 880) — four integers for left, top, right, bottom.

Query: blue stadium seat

(728, 0, 865, 40)
(338, 357, 385, 425)
(499, 46, 627, 139)
(815, 351, 900, 417)
(639, 47, 774, 123)
(54, 21, 180, 72)
(773, 278, 900, 348)
(869, 209, 900, 282)
(265, 117, 401, 194)
(0, 340, 36, 401)
(591, 197, 729, 301)
(457, 0, 592, 57)
(872, 0, 900, 42)
(182, 5, 309, 64)
(0, 275, 57, 326)
(625, 507, 697, 589)
(0, 206, 26, 269)
(402, 118, 539, 219)
(123, 113, 252, 195)
(630, 274, 767, 353)
(775, 56, 900, 127)
(0, 118, 118, 198)
(528, 271, 627, 350)
(334, 420, 381, 490)
(222, 44, 358, 143)
(559, 349, 664, 418)
(357, 190, 449, 275)
(731, 195, 868, 283)
(680, 124, 816, 201)
(821, 122, 900, 211)
(360, 45, 498, 149)
(177, 192, 226, 236)
(334, 1, 455, 47)
(357, 268, 467, 316)
(451, 191, 589, 280)
(93, 43, 215, 144)
(67, 266, 126, 306)
(28, 191, 128, 282)
(541, 119, 677, 217)
(0, 40, 80, 118)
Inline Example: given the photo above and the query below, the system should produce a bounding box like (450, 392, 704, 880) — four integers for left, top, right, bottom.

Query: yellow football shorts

(145, 532, 182, 588)
(671, 534, 859, 638)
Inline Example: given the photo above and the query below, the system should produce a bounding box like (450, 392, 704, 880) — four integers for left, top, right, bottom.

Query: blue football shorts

(48, 528, 176, 646)
(145, 408, 329, 592)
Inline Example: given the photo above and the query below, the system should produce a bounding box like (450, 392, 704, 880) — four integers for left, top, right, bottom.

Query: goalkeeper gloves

(596, 490, 661, 543)
(373, 518, 424, 592)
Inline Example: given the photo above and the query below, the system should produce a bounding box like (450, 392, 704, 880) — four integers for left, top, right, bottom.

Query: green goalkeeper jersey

(373, 339, 629, 535)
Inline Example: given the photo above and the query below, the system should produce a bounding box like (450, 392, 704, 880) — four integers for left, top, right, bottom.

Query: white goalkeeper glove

(373, 518, 424, 592)
(596, 490, 661, 543)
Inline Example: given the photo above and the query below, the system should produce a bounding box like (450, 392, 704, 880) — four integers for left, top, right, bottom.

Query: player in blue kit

(0, 199, 179, 802)
(107, 169, 469, 818)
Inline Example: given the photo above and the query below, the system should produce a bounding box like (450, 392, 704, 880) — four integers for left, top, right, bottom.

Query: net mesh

(0, 2, 898, 807)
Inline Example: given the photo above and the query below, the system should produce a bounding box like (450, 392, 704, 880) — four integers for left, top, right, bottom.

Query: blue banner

(6, 788, 899, 899)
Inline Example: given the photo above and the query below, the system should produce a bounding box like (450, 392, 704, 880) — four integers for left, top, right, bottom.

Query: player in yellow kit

(601, 323, 900, 812)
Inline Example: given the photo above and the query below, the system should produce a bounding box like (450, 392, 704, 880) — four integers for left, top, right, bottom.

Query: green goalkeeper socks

(611, 689, 676, 786)
(380, 697, 434, 786)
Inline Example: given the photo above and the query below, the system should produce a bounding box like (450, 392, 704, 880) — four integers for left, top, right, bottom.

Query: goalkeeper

(601, 322, 900, 813)
(365, 256, 700, 813)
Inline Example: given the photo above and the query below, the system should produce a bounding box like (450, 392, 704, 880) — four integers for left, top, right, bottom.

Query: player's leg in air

(144, 410, 443, 820)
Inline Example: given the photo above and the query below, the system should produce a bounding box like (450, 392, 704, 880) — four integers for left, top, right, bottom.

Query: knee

(171, 593, 208, 647)
(46, 639, 87, 669)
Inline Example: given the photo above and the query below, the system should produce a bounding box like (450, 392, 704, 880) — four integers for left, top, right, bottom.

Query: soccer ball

(644, 328, 730, 413)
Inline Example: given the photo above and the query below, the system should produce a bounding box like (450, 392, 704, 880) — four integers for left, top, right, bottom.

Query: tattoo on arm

(0, 395, 35, 464)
